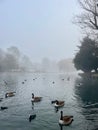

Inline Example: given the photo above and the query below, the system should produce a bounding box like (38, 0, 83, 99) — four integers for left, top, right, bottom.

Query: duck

(29, 114, 36, 122)
(5, 92, 16, 98)
(59, 111, 73, 126)
(31, 93, 42, 102)
(54, 100, 65, 108)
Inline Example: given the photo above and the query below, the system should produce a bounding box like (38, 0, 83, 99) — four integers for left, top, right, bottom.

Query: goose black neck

(56, 100, 59, 104)
(60, 111, 63, 120)
(5, 93, 8, 98)
(32, 93, 34, 98)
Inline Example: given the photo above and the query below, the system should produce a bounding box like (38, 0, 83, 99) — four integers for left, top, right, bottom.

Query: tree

(73, 37, 98, 72)
(6, 46, 21, 70)
(0, 49, 5, 71)
(7, 46, 21, 59)
(20, 55, 33, 71)
(75, 0, 98, 37)
(3, 53, 19, 71)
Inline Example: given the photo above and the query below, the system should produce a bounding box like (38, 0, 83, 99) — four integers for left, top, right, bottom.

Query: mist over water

(0, 0, 98, 130)
(0, 46, 76, 73)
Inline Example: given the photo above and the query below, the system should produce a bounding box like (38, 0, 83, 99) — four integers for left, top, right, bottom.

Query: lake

(0, 72, 98, 130)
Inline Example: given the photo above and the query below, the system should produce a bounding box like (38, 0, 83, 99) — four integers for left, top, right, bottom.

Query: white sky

(0, 0, 81, 62)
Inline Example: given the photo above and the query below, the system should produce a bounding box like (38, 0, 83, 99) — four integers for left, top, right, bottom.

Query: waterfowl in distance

(31, 93, 42, 102)
(5, 92, 16, 98)
(0, 98, 3, 102)
(1, 106, 8, 110)
(29, 114, 36, 122)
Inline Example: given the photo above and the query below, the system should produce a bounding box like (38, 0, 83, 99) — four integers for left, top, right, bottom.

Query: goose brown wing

(63, 116, 73, 122)
(35, 97, 42, 99)
(58, 101, 64, 105)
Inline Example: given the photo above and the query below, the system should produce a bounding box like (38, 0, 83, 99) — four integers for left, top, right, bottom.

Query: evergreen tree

(74, 37, 98, 72)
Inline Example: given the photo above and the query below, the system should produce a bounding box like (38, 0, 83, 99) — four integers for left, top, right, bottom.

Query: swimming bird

(22, 82, 25, 84)
(29, 114, 36, 122)
(62, 79, 64, 81)
(5, 92, 16, 98)
(54, 100, 65, 108)
(1, 106, 8, 110)
(59, 111, 73, 126)
(31, 93, 42, 102)
(0, 98, 3, 102)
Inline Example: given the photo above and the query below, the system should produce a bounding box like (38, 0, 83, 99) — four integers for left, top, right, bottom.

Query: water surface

(0, 72, 98, 130)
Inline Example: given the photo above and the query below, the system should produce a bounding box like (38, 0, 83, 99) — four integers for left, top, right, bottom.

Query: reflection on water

(0, 72, 98, 130)
(75, 74, 98, 130)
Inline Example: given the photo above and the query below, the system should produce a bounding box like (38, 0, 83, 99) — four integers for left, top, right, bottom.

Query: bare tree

(75, 0, 98, 37)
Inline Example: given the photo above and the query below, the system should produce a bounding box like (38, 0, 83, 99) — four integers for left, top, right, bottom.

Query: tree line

(0, 46, 75, 73)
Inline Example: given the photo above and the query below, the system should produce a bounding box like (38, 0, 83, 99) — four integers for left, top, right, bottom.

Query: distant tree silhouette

(0, 46, 33, 72)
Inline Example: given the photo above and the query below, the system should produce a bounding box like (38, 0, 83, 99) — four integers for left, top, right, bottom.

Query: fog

(0, 46, 33, 72)
(0, 0, 80, 64)
(0, 46, 76, 73)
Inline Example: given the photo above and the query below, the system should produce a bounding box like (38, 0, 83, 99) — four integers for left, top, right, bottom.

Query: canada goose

(59, 111, 73, 126)
(31, 93, 42, 102)
(29, 114, 36, 122)
(54, 100, 64, 108)
(5, 92, 16, 98)
(1, 106, 8, 110)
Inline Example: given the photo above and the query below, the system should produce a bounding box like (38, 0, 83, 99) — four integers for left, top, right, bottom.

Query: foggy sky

(0, 0, 81, 62)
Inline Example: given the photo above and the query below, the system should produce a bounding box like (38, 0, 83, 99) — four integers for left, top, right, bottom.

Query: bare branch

(74, 0, 98, 37)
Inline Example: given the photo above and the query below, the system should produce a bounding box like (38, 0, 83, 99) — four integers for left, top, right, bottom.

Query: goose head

(51, 100, 57, 104)
(29, 114, 36, 122)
